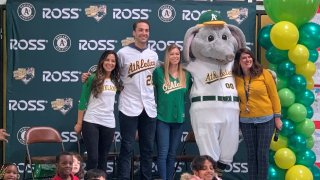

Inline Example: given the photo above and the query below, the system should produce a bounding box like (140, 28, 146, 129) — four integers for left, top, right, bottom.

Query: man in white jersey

(117, 20, 158, 180)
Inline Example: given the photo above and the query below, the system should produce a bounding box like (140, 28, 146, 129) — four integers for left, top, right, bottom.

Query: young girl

(180, 155, 221, 180)
(0, 163, 19, 180)
(74, 50, 121, 172)
(153, 44, 192, 180)
(70, 152, 84, 180)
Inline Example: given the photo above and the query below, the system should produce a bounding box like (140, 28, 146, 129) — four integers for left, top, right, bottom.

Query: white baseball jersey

(117, 44, 158, 118)
(185, 59, 239, 163)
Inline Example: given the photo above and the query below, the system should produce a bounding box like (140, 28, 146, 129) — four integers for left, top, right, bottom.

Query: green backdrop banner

(5, 0, 256, 179)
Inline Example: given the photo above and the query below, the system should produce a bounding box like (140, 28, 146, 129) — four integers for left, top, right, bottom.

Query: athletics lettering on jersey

(128, 59, 156, 78)
(103, 84, 117, 92)
(162, 80, 182, 94)
(205, 69, 233, 84)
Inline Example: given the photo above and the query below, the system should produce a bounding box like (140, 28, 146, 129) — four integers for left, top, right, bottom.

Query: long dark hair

(91, 50, 121, 98)
(232, 48, 263, 77)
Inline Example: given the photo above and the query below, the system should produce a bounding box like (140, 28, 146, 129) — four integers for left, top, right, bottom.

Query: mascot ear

(227, 24, 246, 50)
(183, 26, 200, 63)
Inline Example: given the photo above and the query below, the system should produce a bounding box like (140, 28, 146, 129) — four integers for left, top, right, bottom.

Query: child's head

(0, 163, 19, 180)
(56, 152, 73, 178)
(84, 169, 106, 180)
(191, 155, 217, 180)
(70, 152, 84, 179)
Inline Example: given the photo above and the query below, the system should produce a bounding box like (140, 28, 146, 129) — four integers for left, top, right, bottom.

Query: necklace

(243, 75, 251, 113)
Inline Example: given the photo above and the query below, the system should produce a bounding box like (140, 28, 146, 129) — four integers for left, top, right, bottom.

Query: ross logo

(53, 34, 71, 52)
(42, 71, 81, 82)
(42, 8, 81, 19)
(227, 8, 248, 24)
(158, 4, 176, 23)
(113, 8, 151, 20)
(148, 40, 183, 52)
(10, 39, 47, 50)
(17, 3, 36, 21)
(79, 39, 116, 51)
(182, 9, 209, 21)
(85, 5, 107, 22)
(61, 131, 78, 142)
(9, 100, 47, 111)
(51, 98, 73, 115)
(13, 67, 35, 84)
(17, 127, 30, 145)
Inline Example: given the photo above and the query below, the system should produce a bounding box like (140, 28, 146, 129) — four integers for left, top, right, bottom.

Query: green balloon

(267, 163, 286, 180)
(299, 22, 320, 49)
(269, 150, 276, 164)
(277, 61, 295, 78)
(296, 148, 316, 167)
(309, 165, 320, 179)
(287, 103, 307, 123)
(278, 88, 295, 107)
(295, 118, 315, 137)
(288, 133, 307, 153)
(306, 106, 314, 119)
(280, 119, 295, 137)
(295, 89, 315, 107)
(306, 136, 314, 149)
(264, 0, 319, 27)
(268, 63, 278, 72)
(258, 24, 273, 50)
(276, 76, 288, 90)
(266, 46, 288, 64)
(281, 108, 288, 119)
(309, 49, 319, 63)
(288, 75, 307, 94)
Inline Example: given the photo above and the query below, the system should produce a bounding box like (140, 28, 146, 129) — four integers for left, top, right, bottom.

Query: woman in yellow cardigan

(232, 48, 282, 180)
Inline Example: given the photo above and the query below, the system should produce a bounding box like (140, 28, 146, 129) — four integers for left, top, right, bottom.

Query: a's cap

(198, 10, 225, 26)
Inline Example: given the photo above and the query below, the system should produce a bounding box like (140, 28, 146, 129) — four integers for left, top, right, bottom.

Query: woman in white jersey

(74, 50, 122, 173)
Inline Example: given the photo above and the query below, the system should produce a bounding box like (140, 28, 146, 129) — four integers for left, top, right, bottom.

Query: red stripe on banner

(317, 162, 320, 168)
(315, 121, 320, 129)
(318, 7, 320, 13)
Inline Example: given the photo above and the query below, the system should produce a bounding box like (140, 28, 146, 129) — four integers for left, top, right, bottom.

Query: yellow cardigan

(235, 69, 281, 118)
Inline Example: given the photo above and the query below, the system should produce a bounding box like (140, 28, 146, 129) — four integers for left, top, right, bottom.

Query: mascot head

(183, 10, 246, 64)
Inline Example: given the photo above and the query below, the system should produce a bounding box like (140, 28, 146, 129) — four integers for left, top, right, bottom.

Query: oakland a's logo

(158, 4, 176, 23)
(51, 98, 73, 115)
(13, 67, 35, 85)
(17, 127, 30, 145)
(17, 3, 36, 21)
(53, 34, 71, 52)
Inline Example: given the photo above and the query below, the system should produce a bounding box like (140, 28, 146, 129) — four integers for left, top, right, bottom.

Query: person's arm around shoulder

(75, 74, 95, 134)
(0, 129, 10, 142)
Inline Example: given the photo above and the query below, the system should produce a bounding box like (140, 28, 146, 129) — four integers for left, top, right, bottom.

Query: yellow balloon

(270, 21, 299, 50)
(289, 44, 309, 65)
(274, 148, 296, 169)
(285, 165, 313, 180)
(296, 61, 316, 78)
(270, 134, 288, 151)
(306, 77, 315, 90)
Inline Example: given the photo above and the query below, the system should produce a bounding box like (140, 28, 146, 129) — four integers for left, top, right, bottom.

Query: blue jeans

(156, 120, 184, 180)
(81, 121, 115, 172)
(117, 110, 156, 180)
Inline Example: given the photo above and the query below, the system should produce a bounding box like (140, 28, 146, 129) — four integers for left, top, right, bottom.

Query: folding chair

(23, 126, 64, 180)
(173, 131, 197, 179)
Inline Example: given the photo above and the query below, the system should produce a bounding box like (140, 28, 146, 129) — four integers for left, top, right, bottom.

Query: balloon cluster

(258, 0, 320, 180)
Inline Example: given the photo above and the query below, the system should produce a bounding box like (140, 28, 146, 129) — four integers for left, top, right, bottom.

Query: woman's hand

(74, 123, 82, 134)
(275, 117, 282, 130)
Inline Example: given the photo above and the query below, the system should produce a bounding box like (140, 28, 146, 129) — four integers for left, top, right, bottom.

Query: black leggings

(82, 121, 115, 172)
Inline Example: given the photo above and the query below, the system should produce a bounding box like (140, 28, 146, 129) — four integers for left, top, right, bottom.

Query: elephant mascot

(183, 10, 246, 174)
